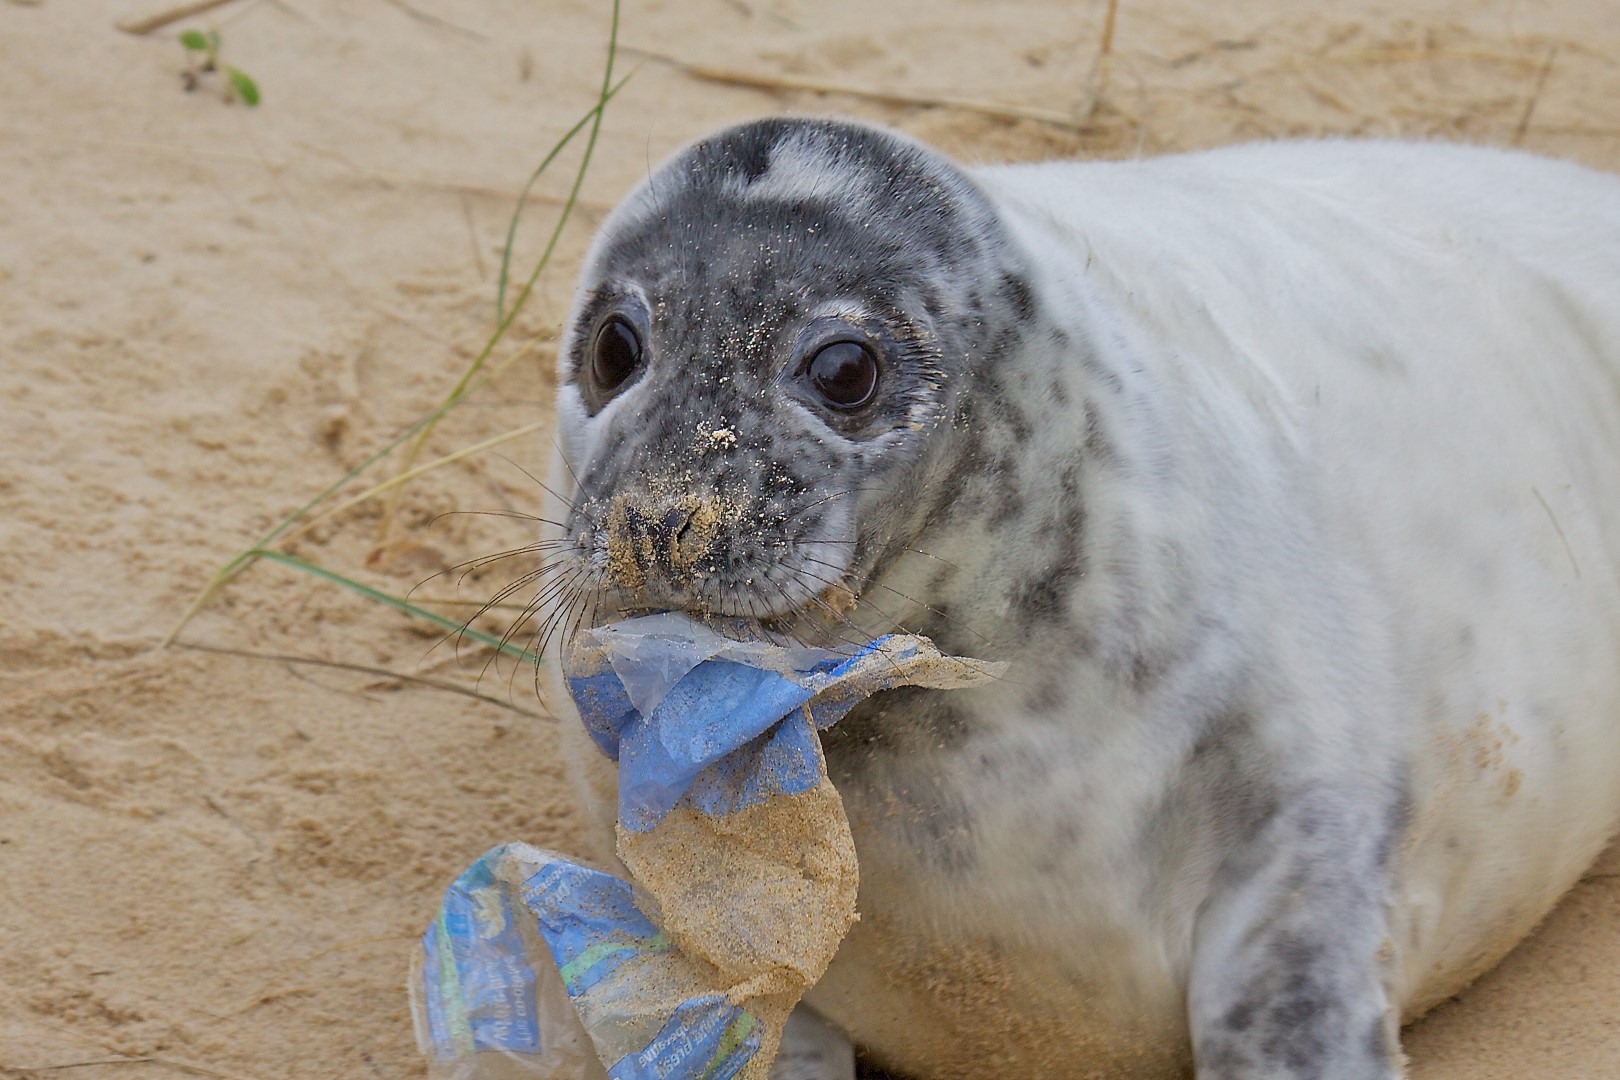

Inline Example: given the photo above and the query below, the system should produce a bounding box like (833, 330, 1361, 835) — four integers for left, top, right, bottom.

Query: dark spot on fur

(1128, 653, 1172, 693)
(1011, 565, 1078, 622)
(1058, 462, 1081, 500)
(1082, 400, 1121, 469)
(1223, 1000, 1257, 1033)
(1377, 783, 1413, 868)
(1078, 344, 1127, 394)
(998, 271, 1036, 322)
(1022, 676, 1067, 714)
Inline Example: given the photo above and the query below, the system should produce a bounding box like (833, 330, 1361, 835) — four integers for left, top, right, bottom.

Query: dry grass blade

(165, 1, 622, 644)
(164, 393, 476, 646)
(174, 641, 551, 718)
(382, 0, 488, 41)
(377, 0, 624, 540)
(117, 0, 240, 35)
(1514, 45, 1560, 143)
(2, 1059, 154, 1073)
(276, 420, 546, 548)
(9, 1054, 271, 1080)
(250, 550, 540, 665)
(624, 45, 1092, 130)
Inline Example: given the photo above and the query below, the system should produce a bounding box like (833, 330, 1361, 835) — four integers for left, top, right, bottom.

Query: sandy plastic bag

(412, 841, 755, 1080)
(414, 614, 1003, 1079)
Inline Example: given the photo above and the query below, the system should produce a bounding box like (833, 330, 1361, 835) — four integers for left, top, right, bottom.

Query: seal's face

(551, 119, 1023, 634)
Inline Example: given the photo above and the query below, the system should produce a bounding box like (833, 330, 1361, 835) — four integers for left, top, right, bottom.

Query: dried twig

(1079, 0, 1122, 118)
(117, 0, 242, 35)
(174, 641, 551, 718)
(5, 1055, 269, 1080)
(1514, 45, 1560, 144)
(2, 1059, 154, 1073)
(381, 0, 488, 41)
(624, 45, 1092, 130)
(1098, 0, 1119, 58)
(274, 416, 548, 548)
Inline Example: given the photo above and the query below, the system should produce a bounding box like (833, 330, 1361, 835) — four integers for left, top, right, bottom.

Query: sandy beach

(2, 0, 1617, 1075)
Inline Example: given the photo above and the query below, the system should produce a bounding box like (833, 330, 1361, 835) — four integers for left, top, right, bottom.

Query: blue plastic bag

(415, 615, 1002, 1079)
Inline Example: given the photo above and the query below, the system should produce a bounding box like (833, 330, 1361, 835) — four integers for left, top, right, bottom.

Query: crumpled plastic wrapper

(413, 613, 1003, 1080)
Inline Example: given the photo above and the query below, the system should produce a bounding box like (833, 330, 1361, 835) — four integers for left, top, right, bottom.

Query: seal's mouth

(568, 567, 867, 650)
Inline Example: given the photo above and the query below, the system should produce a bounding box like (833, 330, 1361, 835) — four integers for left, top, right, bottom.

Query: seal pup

(540, 118, 1620, 1079)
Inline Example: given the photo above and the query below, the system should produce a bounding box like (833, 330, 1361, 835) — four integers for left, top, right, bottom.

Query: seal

(539, 117, 1620, 1079)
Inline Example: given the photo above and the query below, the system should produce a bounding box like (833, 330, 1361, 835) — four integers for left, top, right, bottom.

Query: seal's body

(543, 120, 1620, 1079)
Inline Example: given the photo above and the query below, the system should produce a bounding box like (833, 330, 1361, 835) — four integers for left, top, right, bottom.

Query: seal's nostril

(664, 507, 695, 546)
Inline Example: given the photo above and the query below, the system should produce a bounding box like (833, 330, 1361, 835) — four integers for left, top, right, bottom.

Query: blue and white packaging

(414, 615, 1003, 1079)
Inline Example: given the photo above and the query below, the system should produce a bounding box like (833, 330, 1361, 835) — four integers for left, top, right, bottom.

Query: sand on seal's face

(3, 1, 1619, 1077)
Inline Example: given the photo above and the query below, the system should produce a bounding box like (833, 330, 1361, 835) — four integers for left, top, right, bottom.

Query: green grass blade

(490, 0, 622, 357)
(495, 71, 633, 325)
(458, 0, 624, 404)
(166, 1, 623, 644)
(382, 0, 623, 534)
(165, 370, 509, 646)
(254, 549, 538, 666)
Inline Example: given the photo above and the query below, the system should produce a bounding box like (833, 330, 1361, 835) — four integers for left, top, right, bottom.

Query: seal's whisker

(550, 432, 597, 508)
(514, 579, 580, 678)
(533, 575, 600, 701)
(544, 566, 602, 660)
(453, 554, 576, 627)
(562, 578, 597, 646)
(483, 573, 574, 692)
(401, 541, 573, 602)
(430, 508, 559, 526)
(478, 554, 584, 645)
(461, 581, 556, 685)
(801, 554, 994, 647)
(763, 578, 871, 655)
(812, 538, 965, 573)
(783, 485, 894, 522)
(495, 451, 600, 527)
(537, 567, 602, 662)
(786, 577, 911, 679)
(764, 564, 895, 648)
(447, 542, 577, 590)
(782, 562, 912, 640)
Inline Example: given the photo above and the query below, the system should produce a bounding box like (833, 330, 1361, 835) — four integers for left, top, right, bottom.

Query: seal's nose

(652, 505, 701, 573)
(605, 499, 711, 588)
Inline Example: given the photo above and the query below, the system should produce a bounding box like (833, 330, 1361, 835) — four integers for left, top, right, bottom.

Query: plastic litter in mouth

(413, 613, 1004, 1080)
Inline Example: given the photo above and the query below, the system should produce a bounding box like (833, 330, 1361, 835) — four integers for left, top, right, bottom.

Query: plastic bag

(414, 614, 1003, 1079)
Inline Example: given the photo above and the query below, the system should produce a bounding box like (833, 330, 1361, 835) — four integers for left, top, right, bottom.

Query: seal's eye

(591, 316, 642, 394)
(806, 341, 879, 410)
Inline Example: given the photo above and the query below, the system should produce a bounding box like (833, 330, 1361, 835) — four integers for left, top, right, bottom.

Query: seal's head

(552, 118, 1034, 632)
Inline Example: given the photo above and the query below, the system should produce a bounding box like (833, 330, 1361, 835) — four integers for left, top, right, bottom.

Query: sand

(2, 0, 1618, 1076)
(620, 779, 860, 1080)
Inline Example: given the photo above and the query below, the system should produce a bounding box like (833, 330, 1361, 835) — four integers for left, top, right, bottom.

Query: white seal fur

(540, 119, 1620, 1079)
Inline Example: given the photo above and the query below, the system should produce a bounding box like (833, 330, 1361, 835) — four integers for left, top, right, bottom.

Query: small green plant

(179, 28, 261, 106)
